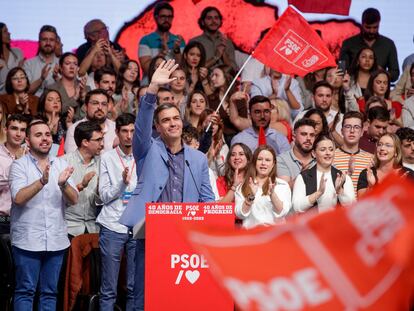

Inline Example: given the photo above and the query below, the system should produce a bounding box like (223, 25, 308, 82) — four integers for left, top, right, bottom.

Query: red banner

(183, 174, 414, 310)
(253, 7, 337, 77)
(145, 202, 234, 311)
(288, 0, 351, 16)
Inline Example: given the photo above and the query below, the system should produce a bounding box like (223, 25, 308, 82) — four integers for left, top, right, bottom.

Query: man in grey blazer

(119, 59, 215, 310)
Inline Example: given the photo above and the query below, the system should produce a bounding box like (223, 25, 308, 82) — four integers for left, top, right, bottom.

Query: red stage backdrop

(114, 0, 359, 63)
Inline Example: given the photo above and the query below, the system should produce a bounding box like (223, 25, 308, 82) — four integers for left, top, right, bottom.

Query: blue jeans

(99, 226, 136, 311)
(12, 246, 65, 311)
(134, 239, 145, 310)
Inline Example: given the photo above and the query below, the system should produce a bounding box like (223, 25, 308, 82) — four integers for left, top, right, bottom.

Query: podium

(145, 202, 234, 311)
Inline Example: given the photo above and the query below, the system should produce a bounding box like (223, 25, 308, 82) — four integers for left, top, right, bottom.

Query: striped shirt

(333, 148, 373, 195)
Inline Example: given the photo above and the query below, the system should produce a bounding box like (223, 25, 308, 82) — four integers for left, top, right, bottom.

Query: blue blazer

(119, 93, 215, 228)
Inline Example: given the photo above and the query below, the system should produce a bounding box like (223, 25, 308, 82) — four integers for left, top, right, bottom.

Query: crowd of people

(1, 3, 414, 311)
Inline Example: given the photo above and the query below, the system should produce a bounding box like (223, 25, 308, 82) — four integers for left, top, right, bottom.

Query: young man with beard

(65, 89, 116, 153)
(231, 95, 290, 155)
(93, 67, 117, 120)
(190, 6, 237, 70)
(97, 113, 137, 311)
(23, 25, 60, 96)
(94, 67, 116, 96)
(9, 120, 78, 310)
(294, 81, 344, 136)
(340, 8, 399, 82)
(119, 60, 214, 310)
(138, 2, 185, 76)
(396, 127, 414, 171)
(333, 111, 373, 194)
(359, 106, 390, 154)
(277, 118, 317, 188)
(64, 121, 104, 237)
(0, 114, 28, 234)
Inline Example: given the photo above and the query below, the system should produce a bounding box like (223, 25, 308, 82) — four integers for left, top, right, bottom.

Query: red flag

(258, 126, 266, 146)
(288, 0, 351, 16)
(183, 174, 414, 310)
(253, 7, 336, 77)
(57, 137, 65, 157)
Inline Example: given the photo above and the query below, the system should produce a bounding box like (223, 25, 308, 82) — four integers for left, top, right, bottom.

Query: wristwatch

(247, 194, 255, 203)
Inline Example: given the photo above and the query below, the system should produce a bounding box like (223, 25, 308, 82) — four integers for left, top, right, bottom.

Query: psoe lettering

(170, 254, 209, 269)
(224, 267, 332, 311)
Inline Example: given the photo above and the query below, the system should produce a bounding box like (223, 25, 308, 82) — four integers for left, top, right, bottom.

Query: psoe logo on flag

(274, 30, 328, 71)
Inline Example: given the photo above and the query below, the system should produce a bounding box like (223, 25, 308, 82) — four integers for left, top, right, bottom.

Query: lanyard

(116, 147, 135, 172)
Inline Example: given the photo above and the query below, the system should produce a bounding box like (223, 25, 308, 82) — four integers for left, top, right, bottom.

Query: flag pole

(205, 53, 254, 132)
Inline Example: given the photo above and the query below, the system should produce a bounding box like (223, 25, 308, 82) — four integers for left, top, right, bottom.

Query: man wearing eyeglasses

(63, 121, 103, 237)
(23, 25, 60, 96)
(65, 89, 116, 153)
(76, 19, 125, 65)
(138, 2, 185, 77)
(231, 95, 290, 155)
(333, 111, 373, 194)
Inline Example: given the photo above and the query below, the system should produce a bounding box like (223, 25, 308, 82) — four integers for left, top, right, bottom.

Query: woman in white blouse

(293, 135, 355, 213)
(235, 145, 291, 229)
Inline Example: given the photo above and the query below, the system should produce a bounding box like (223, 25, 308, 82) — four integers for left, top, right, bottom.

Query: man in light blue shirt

(97, 113, 137, 311)
(231, 95, 290, 155)
(9, 120, 78, 311)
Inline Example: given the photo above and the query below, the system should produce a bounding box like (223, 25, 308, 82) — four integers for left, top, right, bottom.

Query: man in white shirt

(396, 127, 414, 171)
(65, 89, 116, 153)
(23, 25, 59, 96)
(9, 120, 78, 310)
(97, 113, 137, 311)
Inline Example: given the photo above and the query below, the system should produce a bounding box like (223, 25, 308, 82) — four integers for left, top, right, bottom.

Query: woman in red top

(217, 143, 252, 202)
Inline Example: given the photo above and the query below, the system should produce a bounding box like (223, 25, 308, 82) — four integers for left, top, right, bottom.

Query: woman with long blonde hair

(357, 133, 414, 197)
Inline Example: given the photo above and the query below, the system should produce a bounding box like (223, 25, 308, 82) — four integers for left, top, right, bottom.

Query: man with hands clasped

(23, 25, 60, 96)
(63, 121, 103, 237)
(9, 120, 78, 310)
(235, 145, 291, 229)
(190, 6, 238, 71)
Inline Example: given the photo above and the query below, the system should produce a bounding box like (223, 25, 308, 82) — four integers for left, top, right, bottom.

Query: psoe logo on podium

(171, 253, 209, 285)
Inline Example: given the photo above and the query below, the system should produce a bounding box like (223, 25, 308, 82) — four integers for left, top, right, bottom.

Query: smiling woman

(293, 135, 355, 213)
(357, 133, 414, 198)
(234, 145, 291, 229)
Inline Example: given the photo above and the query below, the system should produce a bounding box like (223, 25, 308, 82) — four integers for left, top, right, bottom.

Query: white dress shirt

(9, 153, 77, 251)
(65, 118, 116, 154)
(235, 178, 291, 229)
(97, 146, 137, 234)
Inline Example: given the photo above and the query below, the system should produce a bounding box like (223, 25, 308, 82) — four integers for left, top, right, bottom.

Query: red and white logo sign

(274, 30, 328, 71)
(146, 202, 235, 311)
(254, 7, 336, 76)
